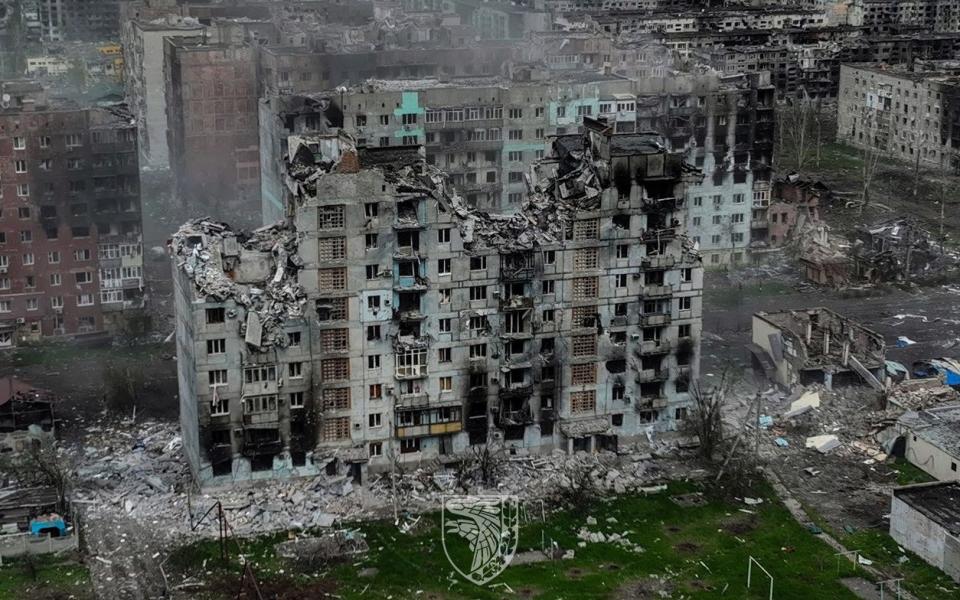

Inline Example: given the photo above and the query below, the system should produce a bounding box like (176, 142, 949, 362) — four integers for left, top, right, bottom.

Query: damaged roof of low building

(894, 482, 960, 536)
(0, 376, 52, 407)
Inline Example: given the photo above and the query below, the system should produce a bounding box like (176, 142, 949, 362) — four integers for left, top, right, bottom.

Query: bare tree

(470, 443, 501, 487)
(685, 370, 734, 463)
(1, 443, 72, 512)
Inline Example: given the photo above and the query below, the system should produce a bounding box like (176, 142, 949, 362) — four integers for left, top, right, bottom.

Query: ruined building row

(172, 119, 703, 485)
(260, 70, 775, 266)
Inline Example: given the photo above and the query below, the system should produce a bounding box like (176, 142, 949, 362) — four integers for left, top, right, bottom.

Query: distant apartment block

(0, 81, 144, 349)
(837, 62, 960, 171)
(173, 119, 703, 485)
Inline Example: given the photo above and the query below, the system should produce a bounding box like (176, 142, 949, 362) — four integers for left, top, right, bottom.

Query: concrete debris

(576, 525, 645, 553)
(171, 219, 306, 350)
(784, 391, 821, 419)
(886, 378, 958, 411)
(67, 419, 691, 545)
(805, 434, 841, 454)
(852, 218, 956, 284)
(274, 530, 368, 562)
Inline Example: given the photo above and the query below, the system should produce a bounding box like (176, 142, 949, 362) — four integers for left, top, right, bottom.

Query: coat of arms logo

(441, 495, 519, 585)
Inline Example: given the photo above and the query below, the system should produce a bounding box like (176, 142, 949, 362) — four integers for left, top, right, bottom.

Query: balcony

(641, 255, 675, 269)
(394, 246, 424, 259)
(641, 228, 676, 242)
(640, 313, 671, 327)
(500, 266, 534, 282)
(499, 383, 533, 399)
(394, 212, 424, 230)
(642, 196, 683, 212)
(751, 219, 769, 229)
(394, 309, 426, 321)
(396, 391, 430, 408)
(636, 369, 668, 383)
(497, 407, 533, 426)
(643, 284, 673, 297)
(395, 365, 428, 380)
(243, 410, 279, 427)
(468, 357, 488, 372)
(639, 339, 670, 355)
(500, 296, 534, 311)
(396, 420, 462, 439)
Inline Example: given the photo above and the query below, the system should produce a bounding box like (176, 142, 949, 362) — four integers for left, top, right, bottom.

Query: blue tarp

(913, 358, 960, 386)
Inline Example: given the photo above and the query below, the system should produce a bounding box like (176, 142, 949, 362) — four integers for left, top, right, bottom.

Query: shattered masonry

(171, 219, 307, 349)
(173, 116, 704, 486)
(751, 307, 887, 391)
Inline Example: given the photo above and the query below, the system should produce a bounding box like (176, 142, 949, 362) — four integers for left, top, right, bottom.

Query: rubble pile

(576, 516, 645, 553)
(171, 219, 306, 349)
(68, 420, 690, 544)
(886, 378, 958, 411)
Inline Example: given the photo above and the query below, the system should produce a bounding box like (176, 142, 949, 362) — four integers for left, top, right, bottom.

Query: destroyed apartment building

(172, 117, 704, 485)
(750, 307, 886, 391)
(851, 218, 950, 283)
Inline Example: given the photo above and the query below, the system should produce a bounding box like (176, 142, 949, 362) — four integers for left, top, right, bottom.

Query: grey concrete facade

(122, 16, 205, 170)
(174, 121, 703, 487)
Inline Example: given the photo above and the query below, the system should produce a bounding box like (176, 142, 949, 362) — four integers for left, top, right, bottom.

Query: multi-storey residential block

(855, 0, 960, 34)
(837, 62, 960, 172)
(260, 69, 774, 265)
(35, 0, 121, 42)
(0, 81, 144, 348)
(164, 39, 261, 227)
(172, 118, 703, 485)
(122, 15, 205, 170)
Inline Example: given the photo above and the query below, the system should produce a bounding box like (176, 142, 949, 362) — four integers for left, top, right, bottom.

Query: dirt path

(83, 509, 168, 600)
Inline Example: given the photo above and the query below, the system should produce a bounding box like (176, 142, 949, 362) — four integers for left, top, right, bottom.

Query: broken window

(470, 256, 487, 271)
(542, 280, 555, 295)
(243, 395, 277, 414)
(504, 312, 526, 334)
(321, 358, 350, 381)
(318, 205, 345, 230)
(637, 410, 658, 423)
(469, 286, 487, 301)
(572, 277, 599, 299)
(396, 350, 427, 377)
(469, 316, 489, 332)
(570, 390, 596, 413)
(318, 237, 346, 261)
(646, 270, 665, 286)
(571, 363, 597, 385)
(208, 370, 228, 386)
(400, 438, 421, 453)
(206, 308, 225, 324)
(316, 297, 347, 321)
(572, 335, 597, 357)
(321, 387, 351, 410)
(244, 365, 276, 383)
(321, 417, 351, 441)
(320, 328, 349, 352)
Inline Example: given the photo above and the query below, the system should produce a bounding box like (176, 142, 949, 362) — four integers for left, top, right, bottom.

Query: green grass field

(0, 554, 93, 600)
(168, 482, 876, 599)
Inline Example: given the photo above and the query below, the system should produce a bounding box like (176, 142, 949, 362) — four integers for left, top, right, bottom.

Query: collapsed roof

(171, 219, 306, 350)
